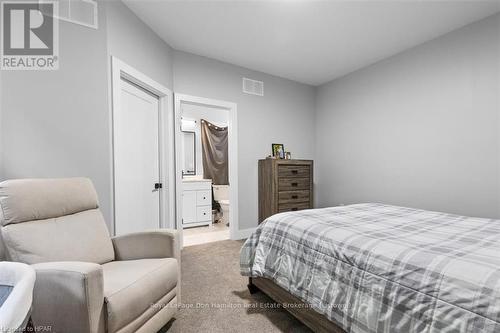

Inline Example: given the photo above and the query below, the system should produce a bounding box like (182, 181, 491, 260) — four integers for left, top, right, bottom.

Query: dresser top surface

(259, 159, 313, 165)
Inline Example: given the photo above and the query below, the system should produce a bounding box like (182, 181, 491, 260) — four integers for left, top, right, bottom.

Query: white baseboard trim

(232, 227, 256, 240)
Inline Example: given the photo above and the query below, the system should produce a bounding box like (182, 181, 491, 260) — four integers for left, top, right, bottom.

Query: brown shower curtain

(201, 119, 228, 185)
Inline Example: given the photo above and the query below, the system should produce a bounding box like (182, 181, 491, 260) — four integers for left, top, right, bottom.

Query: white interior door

(114, 79, 161, 235)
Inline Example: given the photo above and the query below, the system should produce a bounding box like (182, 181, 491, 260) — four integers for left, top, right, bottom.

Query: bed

(240, 203, 500, 333)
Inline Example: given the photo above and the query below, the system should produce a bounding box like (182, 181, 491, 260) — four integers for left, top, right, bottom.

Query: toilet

(212, 185, 230, 225)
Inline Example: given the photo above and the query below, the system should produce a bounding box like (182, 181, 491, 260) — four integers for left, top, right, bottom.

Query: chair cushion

(102, 258, 178, 333)
(0, 178, 98, 226)
(1, 209, 115, 264)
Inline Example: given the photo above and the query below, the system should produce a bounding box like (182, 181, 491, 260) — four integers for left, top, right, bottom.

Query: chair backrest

(0, 178, 115, 264)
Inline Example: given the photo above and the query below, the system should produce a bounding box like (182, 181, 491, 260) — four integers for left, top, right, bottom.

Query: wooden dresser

(258, 159, 313, 223)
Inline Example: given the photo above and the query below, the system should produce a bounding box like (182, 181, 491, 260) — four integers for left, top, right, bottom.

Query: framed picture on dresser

(271, 143, 285, 159)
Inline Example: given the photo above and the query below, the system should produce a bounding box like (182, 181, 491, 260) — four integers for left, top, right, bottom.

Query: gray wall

(0, 1, 175, 229)
(1, 3, 497, 236)
(0, 70, 4, 180)
(173, 51, 316, 230)
(105, 0, 174, 89)
(0, 4, 112, 221)
(315, 14, 500, 219)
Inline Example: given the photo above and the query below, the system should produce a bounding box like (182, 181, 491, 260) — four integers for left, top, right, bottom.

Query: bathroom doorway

(174, 94, 238, 247)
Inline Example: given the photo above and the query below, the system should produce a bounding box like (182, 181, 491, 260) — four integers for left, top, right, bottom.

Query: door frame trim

(110, 56, 175, 236)
(174, 93, 239, 245)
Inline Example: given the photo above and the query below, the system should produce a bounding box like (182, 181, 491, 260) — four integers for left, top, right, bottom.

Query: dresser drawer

(278, 178, 310, 191)
(196, 190, 211, 206)
(278, 202, 310, 213)
(278, 190, 310, 204)
(277, 165, 310, 178)
(197, 206, 211, 222)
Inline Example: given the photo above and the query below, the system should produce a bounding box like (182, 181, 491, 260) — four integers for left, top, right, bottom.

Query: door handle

(153, 183, 163, 191)
(291, 195, 298, 199)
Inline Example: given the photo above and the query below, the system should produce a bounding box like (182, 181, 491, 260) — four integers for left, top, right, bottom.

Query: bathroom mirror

(182, 131, 196, 175)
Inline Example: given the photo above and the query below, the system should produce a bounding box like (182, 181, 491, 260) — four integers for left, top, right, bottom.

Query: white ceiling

(123, 1, 500, 86)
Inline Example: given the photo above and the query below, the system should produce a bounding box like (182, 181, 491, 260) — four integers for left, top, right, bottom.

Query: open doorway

(175, 94, 238, 247)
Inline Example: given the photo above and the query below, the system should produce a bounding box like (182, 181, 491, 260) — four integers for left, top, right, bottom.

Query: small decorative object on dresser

(258, 159, 313, 223)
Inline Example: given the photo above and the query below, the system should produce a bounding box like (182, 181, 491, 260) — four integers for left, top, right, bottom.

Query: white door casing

(111, 57, 175, 236)
(174, 94, 239, 245)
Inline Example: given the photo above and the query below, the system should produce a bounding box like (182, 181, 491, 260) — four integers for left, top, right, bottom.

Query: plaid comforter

(240, 203, 500, 333)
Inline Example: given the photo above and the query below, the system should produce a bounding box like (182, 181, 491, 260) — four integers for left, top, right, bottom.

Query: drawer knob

(291, 170, 298, 174)
(291, 207, 298, 211)
(291, 195, 298, 199)
(291, 182, 298, 187)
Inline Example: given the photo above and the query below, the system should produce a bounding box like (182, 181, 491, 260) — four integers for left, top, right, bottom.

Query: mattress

(240, 203, 500, 333)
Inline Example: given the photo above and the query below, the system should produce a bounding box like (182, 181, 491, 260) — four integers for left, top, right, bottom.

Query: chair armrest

(0, 262, 36, 331)
(111, 229, 180, 261)
(31, 262, 103, 333)
(112, 229, 182, 305)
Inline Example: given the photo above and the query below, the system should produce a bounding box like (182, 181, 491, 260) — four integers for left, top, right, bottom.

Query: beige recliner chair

(0, 178, 180, 333)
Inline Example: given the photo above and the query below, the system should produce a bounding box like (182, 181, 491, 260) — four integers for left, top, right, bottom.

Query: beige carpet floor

(162, 240, 311, 333)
